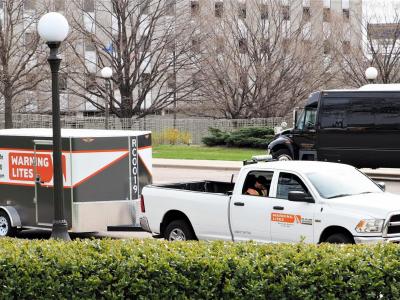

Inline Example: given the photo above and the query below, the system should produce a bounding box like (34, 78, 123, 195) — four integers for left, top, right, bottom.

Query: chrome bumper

(140, 217, 151, 233)
(354, 236, 400, 244)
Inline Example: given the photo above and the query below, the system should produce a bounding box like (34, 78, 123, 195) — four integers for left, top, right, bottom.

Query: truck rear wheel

(164, 220, 195, 241)
(325, 233, 353, 244)
(272, 149, 292, 161)
(0, 210, 16, 237)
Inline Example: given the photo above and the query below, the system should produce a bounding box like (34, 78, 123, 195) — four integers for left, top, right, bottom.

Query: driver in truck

(255, 176, 268, 196)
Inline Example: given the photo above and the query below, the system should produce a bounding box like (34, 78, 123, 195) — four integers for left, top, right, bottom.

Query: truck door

(268, 172, 315, 243)
(34, 140, 54, 226)
(293, 108, 318, 160)
(229, 170, 274, 242)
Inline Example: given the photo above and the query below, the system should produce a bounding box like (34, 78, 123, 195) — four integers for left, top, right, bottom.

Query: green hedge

(202, 127, 275, 148)
(0, 239, 400, 299)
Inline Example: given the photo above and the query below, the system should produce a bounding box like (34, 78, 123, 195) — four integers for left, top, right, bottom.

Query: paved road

(14, 166, 400, 240)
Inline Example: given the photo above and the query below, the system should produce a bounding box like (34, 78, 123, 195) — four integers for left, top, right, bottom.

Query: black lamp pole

(47, 42, 70, 241)
(105, 78, 110, 130)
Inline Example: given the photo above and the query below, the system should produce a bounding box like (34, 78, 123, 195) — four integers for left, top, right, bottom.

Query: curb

(154, 160, 400, 182)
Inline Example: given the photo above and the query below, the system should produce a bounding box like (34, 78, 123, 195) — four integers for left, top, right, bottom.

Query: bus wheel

(0, 211, 16, 237)
(273, 149, 292, 161)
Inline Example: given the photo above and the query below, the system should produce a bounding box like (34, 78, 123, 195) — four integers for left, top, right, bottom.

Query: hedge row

(202, 127, 275, 148)
(0, 239, 400, 299)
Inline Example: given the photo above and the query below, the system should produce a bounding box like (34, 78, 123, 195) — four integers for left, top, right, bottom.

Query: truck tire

(272, 149, 292, 161)
(325, 233, 353, 244)
(0, 210, 16, 237)
(164, 220, 195, 241)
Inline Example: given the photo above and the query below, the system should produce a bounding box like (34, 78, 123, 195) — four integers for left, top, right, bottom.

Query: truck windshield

(306, 169, 382, 199)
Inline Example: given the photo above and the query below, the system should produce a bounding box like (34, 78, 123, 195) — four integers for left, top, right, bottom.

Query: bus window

(320, 98, 349, 129)
(304, 109, 317, 130)
(347, 98, 375, 129)
(375, 98, 400, 130)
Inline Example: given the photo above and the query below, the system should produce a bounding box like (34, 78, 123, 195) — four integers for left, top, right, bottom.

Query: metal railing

(0, 114, 284, 145)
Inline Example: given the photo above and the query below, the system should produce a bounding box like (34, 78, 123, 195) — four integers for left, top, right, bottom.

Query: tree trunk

(4, 87, 13, 129)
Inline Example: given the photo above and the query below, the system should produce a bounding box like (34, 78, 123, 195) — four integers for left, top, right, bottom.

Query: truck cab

(268, 92, 320, 161)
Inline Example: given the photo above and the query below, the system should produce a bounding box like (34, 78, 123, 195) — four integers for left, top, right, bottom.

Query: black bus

(268, 86, 400, 168)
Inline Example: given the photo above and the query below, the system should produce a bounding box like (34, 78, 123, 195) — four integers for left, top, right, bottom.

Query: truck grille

(387, 215, 400, 235)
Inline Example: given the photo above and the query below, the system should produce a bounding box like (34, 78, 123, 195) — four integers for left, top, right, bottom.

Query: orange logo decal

(9, 152, 66, 182)
(271, 213, 302, 224)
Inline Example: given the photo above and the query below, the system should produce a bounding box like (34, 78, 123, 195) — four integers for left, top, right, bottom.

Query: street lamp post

(365, 67, 378, 84)
(38, 12, 70, 241)
(101, 67, 113, 129)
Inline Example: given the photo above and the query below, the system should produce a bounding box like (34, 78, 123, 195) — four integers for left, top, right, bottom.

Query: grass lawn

(153, 144, 266, 161)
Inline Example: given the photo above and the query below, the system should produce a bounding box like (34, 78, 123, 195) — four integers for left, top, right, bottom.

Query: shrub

(179, 131, 192, 145)
(202, 126, 274, 148)
(0, 239, 400, 299)
(202, 127, 230, 146)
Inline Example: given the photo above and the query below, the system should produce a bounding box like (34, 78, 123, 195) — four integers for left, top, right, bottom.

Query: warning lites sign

(271, 213, 302, 224)
(8, 152, 66, 182)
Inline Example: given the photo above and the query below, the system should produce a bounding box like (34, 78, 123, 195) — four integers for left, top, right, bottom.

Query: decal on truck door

(271, 213, 313, 226)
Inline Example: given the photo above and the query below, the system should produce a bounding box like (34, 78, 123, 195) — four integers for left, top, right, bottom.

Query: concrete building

(0, 0, 362, 117)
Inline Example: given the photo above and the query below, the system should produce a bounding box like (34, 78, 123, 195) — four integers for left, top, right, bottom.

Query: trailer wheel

(0, 210, 16, 237)
(272, 149, 292, 161)
(164, 220, 195, 241)
(325, 233, 354, 244)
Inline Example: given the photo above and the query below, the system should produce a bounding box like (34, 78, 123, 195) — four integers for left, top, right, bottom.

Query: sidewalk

(153, 159, 400, 181)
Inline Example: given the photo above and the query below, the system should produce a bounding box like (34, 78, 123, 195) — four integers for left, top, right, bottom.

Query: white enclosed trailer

(0, 128, 152, 236)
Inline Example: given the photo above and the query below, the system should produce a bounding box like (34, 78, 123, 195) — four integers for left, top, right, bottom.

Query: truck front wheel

(0, 211, 16, 237)
(272, 149, 292, 161)
(325, 233, 354, 244)
(164, 220, 195, 241)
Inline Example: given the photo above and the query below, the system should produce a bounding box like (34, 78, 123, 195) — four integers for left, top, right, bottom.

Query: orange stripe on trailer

(138, 154, 153, 179)
(138, 146, 152, 150)
(0, 147, 128, 153)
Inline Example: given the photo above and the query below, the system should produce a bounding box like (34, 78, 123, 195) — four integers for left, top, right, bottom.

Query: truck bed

(151, 181, 235, 194)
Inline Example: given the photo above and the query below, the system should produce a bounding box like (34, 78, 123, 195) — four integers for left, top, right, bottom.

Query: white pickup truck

(140, 161, 400, 244)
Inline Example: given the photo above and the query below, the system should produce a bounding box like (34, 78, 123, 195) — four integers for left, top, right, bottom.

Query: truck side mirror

(376, 182, 386, 191)
(288, 191, 314, 203)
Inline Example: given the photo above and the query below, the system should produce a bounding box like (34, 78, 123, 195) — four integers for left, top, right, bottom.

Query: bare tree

(0, 0, 49, 128)
(333, 3, 400, 87)
(67, 0, 198, 119)
(188, 0, 332, 119)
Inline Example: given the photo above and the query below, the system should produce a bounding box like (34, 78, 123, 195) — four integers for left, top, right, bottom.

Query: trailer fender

(0, 206, 21, 228)
(268, 137, 295, 158)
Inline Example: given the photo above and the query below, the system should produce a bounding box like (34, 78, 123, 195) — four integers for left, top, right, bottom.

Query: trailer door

(33, 140, 54, 226)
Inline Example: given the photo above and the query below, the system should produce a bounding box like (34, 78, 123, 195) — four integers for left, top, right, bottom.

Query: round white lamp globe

(38, 12, 69, 42)
(101, 67, 113, 79)
(365, 67, 378, 81)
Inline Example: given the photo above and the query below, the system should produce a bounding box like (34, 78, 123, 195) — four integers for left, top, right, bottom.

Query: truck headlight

(355, 219, 384, 233)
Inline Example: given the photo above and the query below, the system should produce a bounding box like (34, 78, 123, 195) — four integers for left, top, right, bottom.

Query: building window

(55, 0, 65, 11)
(59, 73, 68, 91)
(166, 0, 175, 16)
(343, 40, 350, 54)
(83, 0, 94, 12)
(239, 3, 246, 19)
(323, 8, 331, 22)
(25, 32, 36, 50)
(261, 4, 268, 20)
(282, 5, 290, 21)
(323, 40, 330, 54)
(216, 36, 224, 53)
(191, 37, 200, 53)
(215, 2, 223, 18)
(85, 73, 97, 90)
(167, 73, 176, 90)
(140, 73, 151, 92)
(140, 0, 149, 15)
(191, 1, 199, 17)
(343, 9, 349, 21)
(238, 38, 247, 54)
(85, 38, 95, 51)
(24, 0, 35, 10)
(192, 72, 201, 89)
(303, 7, 311, 22)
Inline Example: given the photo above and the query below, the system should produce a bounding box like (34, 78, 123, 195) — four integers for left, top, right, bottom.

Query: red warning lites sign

(8, 152, 66, 182)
